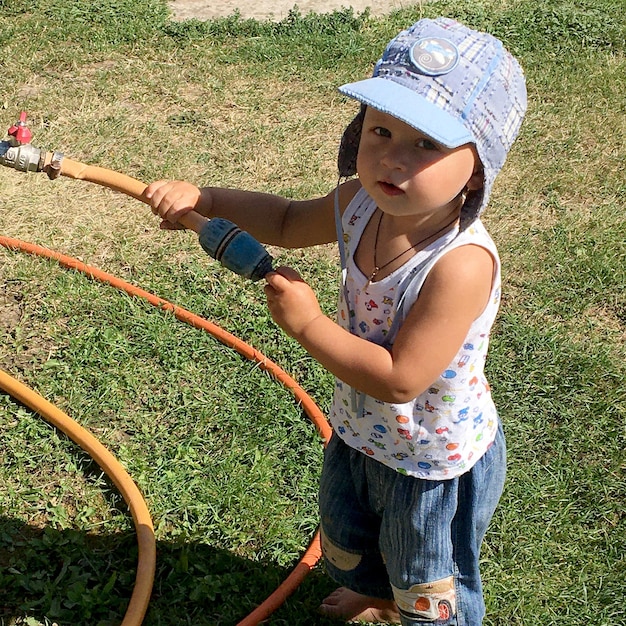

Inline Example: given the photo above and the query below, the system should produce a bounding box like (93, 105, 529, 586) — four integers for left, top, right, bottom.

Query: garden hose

(60, 159, 276, 281)
(0, 367, 155, 626)
(0, 112, 332, 626)
(57, 157, 209, 233)
(0, 157, 332, 625)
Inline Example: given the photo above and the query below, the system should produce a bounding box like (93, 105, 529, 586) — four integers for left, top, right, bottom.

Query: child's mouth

(379, 181, 404, 196)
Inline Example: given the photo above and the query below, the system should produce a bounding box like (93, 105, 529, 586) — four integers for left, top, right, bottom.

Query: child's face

(356, 108, 483, 219)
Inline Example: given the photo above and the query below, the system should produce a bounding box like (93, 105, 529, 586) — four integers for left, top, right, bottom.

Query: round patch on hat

(409, 37, 459, 75)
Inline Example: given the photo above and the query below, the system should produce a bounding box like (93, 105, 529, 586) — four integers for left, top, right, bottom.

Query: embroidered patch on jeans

(392, 576, 456, 621)
(320, 527, 362, 571)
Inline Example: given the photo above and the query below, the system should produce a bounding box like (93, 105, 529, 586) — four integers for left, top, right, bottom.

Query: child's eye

(373, 127, 391, 138)
(417, 138, 440, 151)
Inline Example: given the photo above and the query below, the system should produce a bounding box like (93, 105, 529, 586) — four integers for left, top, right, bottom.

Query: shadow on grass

(0, 516, 338, 626)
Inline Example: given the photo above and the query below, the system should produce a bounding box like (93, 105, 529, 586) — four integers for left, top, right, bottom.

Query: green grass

(0, 0, 625, 624)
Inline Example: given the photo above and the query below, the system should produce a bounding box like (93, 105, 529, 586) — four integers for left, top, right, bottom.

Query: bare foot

(319, 587, 401, 624)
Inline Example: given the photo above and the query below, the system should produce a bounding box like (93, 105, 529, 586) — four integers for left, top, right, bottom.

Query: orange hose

(0, 368, 155, 626)
(59, 158, 208, 233)
(0, 234, 331, 624)
(58, 158, 147, 201)
(236, 529, 323, 626)
(3, 156, 332, 623)
(0, 236, 330, 444)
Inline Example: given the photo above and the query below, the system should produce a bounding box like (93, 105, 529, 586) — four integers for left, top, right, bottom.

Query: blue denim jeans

(319, 423, 506, 625)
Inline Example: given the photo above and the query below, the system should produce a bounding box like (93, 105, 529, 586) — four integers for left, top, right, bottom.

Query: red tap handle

(8, 111, 33, 145)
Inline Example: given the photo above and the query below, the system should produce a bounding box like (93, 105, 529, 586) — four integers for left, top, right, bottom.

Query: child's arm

(265, 244, 494, 403)
(144, 179, 361, 249)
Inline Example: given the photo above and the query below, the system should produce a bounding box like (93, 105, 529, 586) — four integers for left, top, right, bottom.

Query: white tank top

(330, 187, 501, 479)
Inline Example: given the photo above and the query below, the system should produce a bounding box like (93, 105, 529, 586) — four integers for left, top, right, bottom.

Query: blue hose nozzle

(198, 218, 274, 282)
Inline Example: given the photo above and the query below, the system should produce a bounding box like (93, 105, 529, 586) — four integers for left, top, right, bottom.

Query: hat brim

(339, 77, 473, 149)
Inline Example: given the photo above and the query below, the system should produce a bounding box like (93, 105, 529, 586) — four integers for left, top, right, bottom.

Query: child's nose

(381, 143, 411, 170)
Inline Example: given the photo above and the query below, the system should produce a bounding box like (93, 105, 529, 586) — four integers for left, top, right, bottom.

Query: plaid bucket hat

(337, 17, 527, 226)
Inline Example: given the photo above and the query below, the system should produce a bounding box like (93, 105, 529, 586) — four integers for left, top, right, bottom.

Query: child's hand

(264, 267, 324, 339)
(144, 180, 203, 229)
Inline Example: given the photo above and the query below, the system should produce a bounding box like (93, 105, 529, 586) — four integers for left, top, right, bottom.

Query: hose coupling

(198, 218, 274, 281)
(43, 151, 64, 179)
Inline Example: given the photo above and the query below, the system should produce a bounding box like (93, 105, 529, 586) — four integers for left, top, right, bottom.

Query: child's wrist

(198, 187, 214, 218)
(293, 312, 326, 344)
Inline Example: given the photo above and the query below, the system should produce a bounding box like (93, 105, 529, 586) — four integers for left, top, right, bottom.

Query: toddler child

(146, 17, 527, 625)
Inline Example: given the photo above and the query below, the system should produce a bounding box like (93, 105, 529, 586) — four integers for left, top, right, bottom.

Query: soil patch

(168, 0, 407, 21)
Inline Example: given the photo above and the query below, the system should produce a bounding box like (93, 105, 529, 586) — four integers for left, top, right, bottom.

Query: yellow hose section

(0, 369, 155, 626)
(59, 158, 207, 232)
(59, 158, 146, 201)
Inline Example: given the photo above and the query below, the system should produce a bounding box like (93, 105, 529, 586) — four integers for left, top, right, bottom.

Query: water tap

(8, 111, 33, 146)
(0, 111, 43, 173)
(0, 112, 63, 176)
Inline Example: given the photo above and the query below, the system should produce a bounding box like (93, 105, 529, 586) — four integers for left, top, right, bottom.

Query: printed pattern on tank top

(329, 188, 501, 480)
